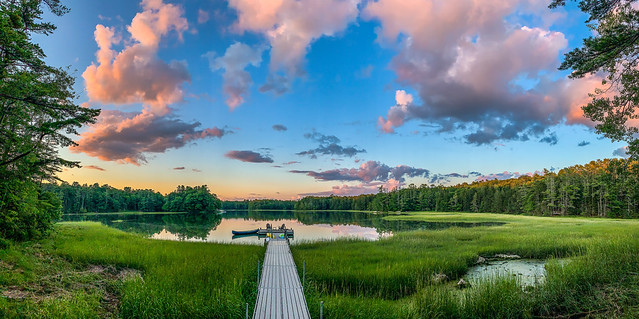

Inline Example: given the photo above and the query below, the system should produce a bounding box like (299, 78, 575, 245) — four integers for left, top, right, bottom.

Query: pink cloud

(75, 0, 230, 164)
(290, 160, 429, 183)
(128, 0, 188, 48)
(299, 179, 402, 197)
(72, 110, 228, 165)
(366, 0, 603, 144)
(83, 0, 190, 114)
(84, 165, 105, 171)
(228, 0, 359, 93)
(197, 9, 210, 24)
(378, 90, 413, 133)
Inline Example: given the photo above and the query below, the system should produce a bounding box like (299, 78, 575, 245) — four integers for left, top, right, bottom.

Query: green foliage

(221, 199, 295, 210)
(43, 182, 165, 214)
(296, 194, 375, 211)
(43, 183, 225, 214)
(55, 222, 263, 318)
(0, 0, 100, 241)
(0, 0, 99, 180)
(0, 179, 61, 240)
(294, 212, 639, 318)
(0, 237, 113, 318)
(551, 0, 639, 157)
(0, 222, 264, 318)
(162, 185, 221, 213)
(296, 159, 639, 218)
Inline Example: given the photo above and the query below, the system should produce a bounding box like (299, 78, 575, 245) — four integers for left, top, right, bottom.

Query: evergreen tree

(551, 0, 639, 157)
(0, 0, 99, 240)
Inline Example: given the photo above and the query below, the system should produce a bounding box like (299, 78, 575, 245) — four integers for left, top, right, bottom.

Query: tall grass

(54, 222, 264, 318)
(292, 212, 639, 318)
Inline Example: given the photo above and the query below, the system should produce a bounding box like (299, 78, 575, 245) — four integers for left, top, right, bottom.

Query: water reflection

(61, 211, 504, 244)
(62, 212, 222, 240)
(466, 260, 547, 286)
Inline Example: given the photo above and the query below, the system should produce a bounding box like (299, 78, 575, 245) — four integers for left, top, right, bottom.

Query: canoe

(232, 233, 258, 239)
(232, 229, 259, 235)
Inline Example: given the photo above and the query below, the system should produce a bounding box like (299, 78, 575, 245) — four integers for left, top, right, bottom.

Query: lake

(61, 211, 504, 244)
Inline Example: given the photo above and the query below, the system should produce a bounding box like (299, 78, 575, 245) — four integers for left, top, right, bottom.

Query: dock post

(303, 260, 306, 289)
(257, 259, 260, 294)
(320, 301, 324, 319)
(245, 303, 248, 319)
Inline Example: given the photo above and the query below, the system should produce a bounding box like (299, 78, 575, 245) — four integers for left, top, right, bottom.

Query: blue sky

(38, 0, 627, 199)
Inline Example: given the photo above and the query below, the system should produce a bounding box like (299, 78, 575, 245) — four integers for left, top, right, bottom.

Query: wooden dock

(253, 238, 310, 319)
(257, 229, 294, 236)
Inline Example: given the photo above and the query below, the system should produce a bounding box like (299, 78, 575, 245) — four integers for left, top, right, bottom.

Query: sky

(36, 0, 629, 200)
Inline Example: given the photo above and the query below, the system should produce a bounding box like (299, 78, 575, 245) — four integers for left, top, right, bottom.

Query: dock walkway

(253, 238, 310, 319)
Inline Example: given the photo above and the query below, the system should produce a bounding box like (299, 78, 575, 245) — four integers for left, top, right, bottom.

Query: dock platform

(257, 228, 294, 236)
(253, 238, 310, 319)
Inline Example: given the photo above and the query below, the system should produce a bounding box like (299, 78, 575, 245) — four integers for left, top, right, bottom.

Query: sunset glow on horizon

(39, 0, 629, 200)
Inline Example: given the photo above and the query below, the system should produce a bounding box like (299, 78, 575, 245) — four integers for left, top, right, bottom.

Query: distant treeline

(43, 183, 221, 214)
(45, 158, 639, 218)
(295, 159, 639, 218)
(221, 199, 295, 210)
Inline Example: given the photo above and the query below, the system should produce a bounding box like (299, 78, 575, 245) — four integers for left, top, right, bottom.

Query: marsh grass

(292, 212, 639, 318)
(0, 238, 118, 318)
(4, 213, 639, 318)
(1, 222, 264, 318)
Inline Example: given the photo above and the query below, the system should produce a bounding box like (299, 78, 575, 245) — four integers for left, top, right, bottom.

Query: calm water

(61, 210, 504, 244)
(466, 260, 547, 286)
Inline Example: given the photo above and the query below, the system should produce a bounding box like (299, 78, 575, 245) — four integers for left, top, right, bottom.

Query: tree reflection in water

(62, 211, 504, 242)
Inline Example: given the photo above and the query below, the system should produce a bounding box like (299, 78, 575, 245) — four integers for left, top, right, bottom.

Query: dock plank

(253, 239, 310, 319)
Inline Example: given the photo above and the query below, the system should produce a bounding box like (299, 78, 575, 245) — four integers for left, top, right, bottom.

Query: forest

(221, 199, 295, 210)
(43, 183, 221, 214)
(48, 158, 639, 218)
(295, 158, 639, 218)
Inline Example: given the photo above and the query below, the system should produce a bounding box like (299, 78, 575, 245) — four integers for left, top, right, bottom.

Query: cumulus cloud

(296, 132, 365, 158)
(205, 42, 264, 109)
(227, 0, 359, 93)
(299, 180, 401, 197)
(272, 124, 288, 131)
(290, 160, 429, 183)
(75, 0, 233, 164)
(225, 150, 274, 163)
(613, 146, 630, 158)
(83, 0, 190, 115)
(428, 171, 483, 184)
(475, 171, 542, 182)
(578, 141, 590, 147)
(367, 0, 601, 145)
(72, 110, 229, 165)
(84, 165, 106, 171)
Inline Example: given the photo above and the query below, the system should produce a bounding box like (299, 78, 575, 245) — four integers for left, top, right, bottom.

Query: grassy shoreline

(292, 212, 639, 318)
(2, 213, 639, 318)
(1, 222, 264, 318)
